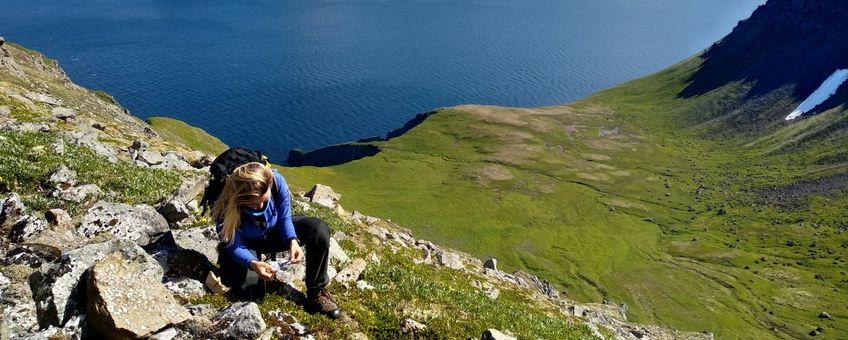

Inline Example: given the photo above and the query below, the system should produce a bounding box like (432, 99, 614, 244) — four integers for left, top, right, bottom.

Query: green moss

(146, 117, 228, 155)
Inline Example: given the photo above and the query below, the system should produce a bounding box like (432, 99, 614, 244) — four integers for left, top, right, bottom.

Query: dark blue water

(1, 0, 764, 162)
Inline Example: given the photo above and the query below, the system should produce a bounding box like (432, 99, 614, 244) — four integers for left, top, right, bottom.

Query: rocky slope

(0, 39, 705, 339)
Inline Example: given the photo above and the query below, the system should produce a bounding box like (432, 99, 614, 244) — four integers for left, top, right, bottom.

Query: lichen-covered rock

(435, 250, 463, 270)
(305, 184, 340, 209)
(155, 152, 193, 171)
(0, 193, 25, 234)
(334, 258, 367, 286)
(157, 200, 191, 225)
(328, 237, 349, 265)
(48, 165, 78, 190)
(212, 302, 266, 340)
(9, 215, 46, 243)
(87, 253, 191, 339)
(31, 238, 163, 327)
(51, 107, 76, 121)
(172, 226, 219, 266)
(138, 150, 165, 165)
(78, 201, 169, 246)
(63, 128, 117, 163)
(57, 184, 102, 203)
(163, 277, 207, 303)
(0, 275, 40, 337)
(513, 270, 559, 299)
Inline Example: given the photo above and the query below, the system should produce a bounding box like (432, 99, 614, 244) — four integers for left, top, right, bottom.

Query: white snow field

(785, 69, 848, 120)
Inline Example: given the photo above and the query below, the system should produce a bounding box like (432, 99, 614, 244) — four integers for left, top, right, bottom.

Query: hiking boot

(306, 288, 342, 319)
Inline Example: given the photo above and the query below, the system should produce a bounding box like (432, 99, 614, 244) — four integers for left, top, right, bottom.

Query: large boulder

(305, 184, 340, 209)
(211, 302, 266, 339)
(87, 253, 191, 339)
(31, 238, 163, 327)
(78, 201, 169, 246)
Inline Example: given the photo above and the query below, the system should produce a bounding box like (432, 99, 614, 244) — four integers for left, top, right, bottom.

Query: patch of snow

(786, 69, 848, 120)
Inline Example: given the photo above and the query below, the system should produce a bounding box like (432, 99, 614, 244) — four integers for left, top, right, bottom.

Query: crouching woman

(211, 162, 341, 319)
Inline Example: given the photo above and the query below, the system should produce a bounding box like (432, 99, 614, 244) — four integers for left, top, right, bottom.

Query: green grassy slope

(146, 116, 229, 155)
(280, 56, 848, 338)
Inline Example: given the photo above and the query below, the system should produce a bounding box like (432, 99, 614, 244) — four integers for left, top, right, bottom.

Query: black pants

(218, 215, 331, 296)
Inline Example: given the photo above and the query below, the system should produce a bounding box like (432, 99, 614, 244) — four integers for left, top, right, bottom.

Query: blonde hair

(211, 162, 274, 244)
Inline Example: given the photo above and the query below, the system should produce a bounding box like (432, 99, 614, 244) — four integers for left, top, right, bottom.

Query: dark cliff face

(681, 0, 848, 104)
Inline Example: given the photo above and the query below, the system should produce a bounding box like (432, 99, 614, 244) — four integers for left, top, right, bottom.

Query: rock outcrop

(78, 201, 169, 246)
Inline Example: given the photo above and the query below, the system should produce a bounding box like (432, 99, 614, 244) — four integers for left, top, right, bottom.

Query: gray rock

(513, 270, 560, 299)
(412, 244, 432, 265)
(86, 252, 191, 339)
(32, 238, 163, 327)
(0, 106, 10, 117)
(23, 92, 61, 105)
(212, 302, 267, 340)
(51, 138, 65, 155)
(64, 128, 116, 163)
(819, 312, 832, 319)
(9, 215, 46, 243)
(154, 152, 193, 170)
(482, 328, 516, 340)
(58, 184, 102, 203)
(400, 319, 426, 333)
(163, 277, 208, 303)
(305, 184, 340, 209)
(138, 150, 165, 165)
(435, 250, 463, 270)
(16, 122, 50, 132)
(78, 201, 169, 245)
(48, 165, 78, 189)
(0, 193, 25, 233)
(328, 237, 349, 265)
(334, 258, 367, 285)
(483, 258, 498, 271)
(333, 230, 347, 242)
(168, 175, 208, 204)
(50, 107, 76, 121)
(157, 200, 192, 225)
(0, 277, 40, 337)
(172, 226, 219, 266)
(148, 327, 179, 340)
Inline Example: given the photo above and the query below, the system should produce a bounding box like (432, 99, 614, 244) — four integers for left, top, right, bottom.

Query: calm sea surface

(1, 0, 764, 162)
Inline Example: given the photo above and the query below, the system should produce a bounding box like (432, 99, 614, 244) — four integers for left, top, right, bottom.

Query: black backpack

(199, 147, 270, 214)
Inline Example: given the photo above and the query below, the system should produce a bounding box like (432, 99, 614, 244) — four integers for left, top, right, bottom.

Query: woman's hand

(250, 260, 277, 281)
(290, 239, 304, 264)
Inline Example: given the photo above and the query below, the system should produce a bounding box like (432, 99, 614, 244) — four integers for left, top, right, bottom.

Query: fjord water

(1, 0, 763, 162)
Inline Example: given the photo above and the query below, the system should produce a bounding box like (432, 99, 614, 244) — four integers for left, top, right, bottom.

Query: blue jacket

(216, 170, 297, 268)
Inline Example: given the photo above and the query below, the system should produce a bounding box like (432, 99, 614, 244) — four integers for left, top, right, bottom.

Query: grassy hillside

(280, 55, 848, 338)
(146, 116, 229, 155)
